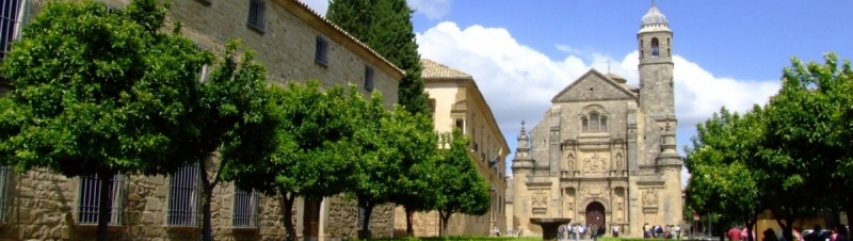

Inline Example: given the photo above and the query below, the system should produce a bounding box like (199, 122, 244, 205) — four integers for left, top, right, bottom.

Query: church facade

(509, 3, 683, 237)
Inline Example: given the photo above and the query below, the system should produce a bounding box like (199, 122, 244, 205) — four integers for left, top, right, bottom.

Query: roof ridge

(288, 0, 405, 76)
(421, 59, 472, 79)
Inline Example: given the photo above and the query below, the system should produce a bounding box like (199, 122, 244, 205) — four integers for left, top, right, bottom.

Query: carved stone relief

(583, 153, 608, 174)
(532, 190, 548, 215)
(615, 153, 624, 169)
(566, 152, 575, 170)
(564, 188, 576, 219)
(642, 189, 659, 206)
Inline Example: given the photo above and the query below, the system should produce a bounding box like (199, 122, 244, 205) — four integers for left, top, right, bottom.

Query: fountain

(529, 217, 572, 241)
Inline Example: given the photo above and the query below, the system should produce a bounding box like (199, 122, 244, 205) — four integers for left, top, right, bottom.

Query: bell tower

(637, 1, 675, 116)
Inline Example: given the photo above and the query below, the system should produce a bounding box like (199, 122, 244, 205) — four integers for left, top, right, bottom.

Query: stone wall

(0, 167, 290, 241)
(324, 196, 394, 240)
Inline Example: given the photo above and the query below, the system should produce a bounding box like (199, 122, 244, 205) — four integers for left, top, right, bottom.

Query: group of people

(557, 223, 608, 240)
(729, 224, 851, 241)
(643, 223, 683, 239)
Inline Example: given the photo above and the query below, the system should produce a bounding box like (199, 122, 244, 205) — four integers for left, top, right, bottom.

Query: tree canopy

(0, 0, 208, 240)
(327, 0, 432, 115)
(434, 128, 490, 236)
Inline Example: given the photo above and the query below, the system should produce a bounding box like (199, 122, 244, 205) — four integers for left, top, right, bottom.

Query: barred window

(1, 0, 25, 61)
(232, 187, 259, 227)
(364, 65, 374, 91)
(247, 0, 266, 32)
(315, 36, 329, 66)
(168, 164, 200, 226)
(77, 173, 124, 225)
(195, 44, 211, 83)
(0, 166, 10, 222)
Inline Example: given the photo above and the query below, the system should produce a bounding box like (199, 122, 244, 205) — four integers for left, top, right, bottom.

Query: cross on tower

(606, 59, 613, 73)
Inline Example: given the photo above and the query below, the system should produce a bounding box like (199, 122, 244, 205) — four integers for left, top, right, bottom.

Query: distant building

(508, 2, 683, 237)
(392, 59, 509, 236)
(0, 0, 403, 240)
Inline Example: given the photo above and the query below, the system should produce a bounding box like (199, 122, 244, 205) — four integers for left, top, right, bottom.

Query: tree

(386, 109, 441, 237)
(434, 128, 490, 236)
(0, 0, 208, 240)
(684, 107, 767, 241)
(222, 81, 360, 239)
(189, 40, 278, 241)
(760, 56, 841, 241)
(327, 0, 432, 116)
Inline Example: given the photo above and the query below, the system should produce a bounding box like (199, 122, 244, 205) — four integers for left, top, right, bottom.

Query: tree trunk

(359, 200, 375, 240)
(96, 171, 112, 241)
(438, 210, 451, 237)
(746, 211, 758, 241)
(199, 161, 214, 241)
(843, 202, 853, 240)
(405, 208, 415, 237)
(281, 193, 296, 241)
(775, 212, 795, 241)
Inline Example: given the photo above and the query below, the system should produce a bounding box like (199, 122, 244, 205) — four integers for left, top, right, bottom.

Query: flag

(488, 148, 503, 167)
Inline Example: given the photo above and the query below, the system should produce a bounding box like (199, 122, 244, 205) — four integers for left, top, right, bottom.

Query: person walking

(613, 224, 620, 238)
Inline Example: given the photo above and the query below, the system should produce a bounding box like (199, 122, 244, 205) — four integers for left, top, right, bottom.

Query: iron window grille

(247, 0, 266, 32)
(195, 44, 211, 83)
(0, 166, 10, 222)
(167, 164, 201, 227)
(232, 187, 259, 227)
(364, 65, 374, 91)
(77, 173, 125, 225)
(1, 0, 28, 61)
(315, 36, 329, 66)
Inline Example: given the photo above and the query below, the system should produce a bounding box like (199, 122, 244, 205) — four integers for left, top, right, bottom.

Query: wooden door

(585, 202, 606, 228)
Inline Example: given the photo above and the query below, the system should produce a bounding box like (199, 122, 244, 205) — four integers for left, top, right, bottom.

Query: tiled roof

(288, 0, 405, 76)
(421, 59, 472, 79)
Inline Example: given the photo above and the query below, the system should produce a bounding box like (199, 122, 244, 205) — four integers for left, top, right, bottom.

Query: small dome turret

(640, 1, 671, 33)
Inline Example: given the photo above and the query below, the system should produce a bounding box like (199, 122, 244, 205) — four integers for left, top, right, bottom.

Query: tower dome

(640, 1, 670, 32)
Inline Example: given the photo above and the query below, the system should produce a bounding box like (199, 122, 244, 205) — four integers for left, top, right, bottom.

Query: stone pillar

(549, 107, 562, 177)
(626, 109, 639, 175)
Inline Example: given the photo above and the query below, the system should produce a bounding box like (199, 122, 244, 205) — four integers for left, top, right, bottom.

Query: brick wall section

(0, 0, 403, 240)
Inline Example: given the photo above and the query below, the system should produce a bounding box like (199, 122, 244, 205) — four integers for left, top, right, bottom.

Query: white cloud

(298, 0, 451, 19)
(416, 22, 781, 187)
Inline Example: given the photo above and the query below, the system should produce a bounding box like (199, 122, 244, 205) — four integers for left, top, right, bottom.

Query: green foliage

(223, 80, 361, 237)
(0, 0, 208, 240)
(434, 128, 491, 235)
(327, 0, 432, 116)
(388, 108, 442, 213)
(370, 237, 540, 241)
(0, 0, 207, 175)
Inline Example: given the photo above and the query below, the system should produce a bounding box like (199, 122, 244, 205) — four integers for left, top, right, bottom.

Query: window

(364, 65, 374, 91)
(168, 164, 200, 226)
(1, 0, 26, 61)
(651, 37, 660, 57)
(0, 166, 10, 222)
(428, 98, 436, 115)
(232, 187, 259, 227)
(315, 36, 329, 66)
(581, 112, 608, 133)
(77, 173, 124, 225)
(196, 44, 211, 82)
(455, 119, 464, 130)
(247, 0, 266, 33)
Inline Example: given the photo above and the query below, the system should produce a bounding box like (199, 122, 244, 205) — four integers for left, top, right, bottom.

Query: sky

(301, 0, 853, 188)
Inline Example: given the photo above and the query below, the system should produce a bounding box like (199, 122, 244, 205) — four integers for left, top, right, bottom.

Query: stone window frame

(232, 187, 259, 228)
(0, 165, 10, 223)
(167, 163, 202, 227)
(75, 173, 125, 226)
(650, 37, 660, 58)
(581, 111, 609, 133)
(364, 65, 374, 91)
(247, 0, 267, 33)
(314, 35, 329, 67)
(0, 0, 30, 62)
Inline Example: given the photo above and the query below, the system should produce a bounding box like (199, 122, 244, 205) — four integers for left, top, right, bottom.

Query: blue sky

(303, 0, 853, 187)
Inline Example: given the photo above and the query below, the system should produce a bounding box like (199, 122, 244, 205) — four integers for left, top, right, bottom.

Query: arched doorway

(585, 202, 606, 228)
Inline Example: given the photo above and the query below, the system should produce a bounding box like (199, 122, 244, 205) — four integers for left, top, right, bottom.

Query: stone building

(509, 3, 683, 237)
(392, 59, 509, 237)
(0, 0, 403, 240)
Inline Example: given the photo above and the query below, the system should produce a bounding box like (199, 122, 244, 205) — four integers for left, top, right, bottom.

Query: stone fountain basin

(530, 217, 572, 241)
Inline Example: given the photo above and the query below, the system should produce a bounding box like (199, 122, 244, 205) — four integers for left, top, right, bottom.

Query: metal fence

(0, 166, 10, 222)
(1, 0, 22, 60)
